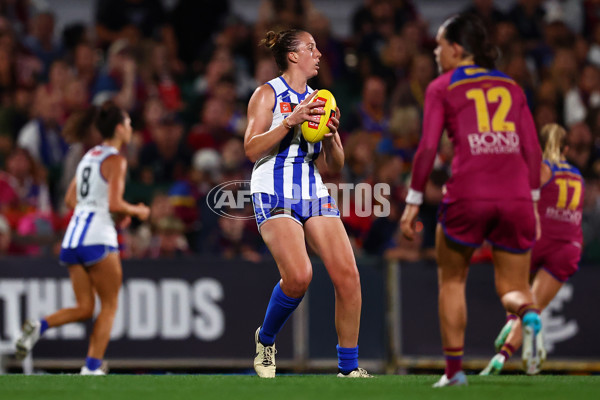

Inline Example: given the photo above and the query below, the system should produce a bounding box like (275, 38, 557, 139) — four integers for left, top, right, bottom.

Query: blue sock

(258, 282, 303, 346)
(522, 311, 542, 335)
(39, 319, 49, 335)
(85, 357, 102, 371)
(337, 345, 359, 374)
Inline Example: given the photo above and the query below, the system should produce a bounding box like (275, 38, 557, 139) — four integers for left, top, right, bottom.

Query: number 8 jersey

(61, 145, 120, 249)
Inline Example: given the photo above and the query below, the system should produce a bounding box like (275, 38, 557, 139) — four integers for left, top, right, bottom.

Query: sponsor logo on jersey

(280, 102, 292, 113)
(467, 131, 520, 155)
(545, 206, 582, 225)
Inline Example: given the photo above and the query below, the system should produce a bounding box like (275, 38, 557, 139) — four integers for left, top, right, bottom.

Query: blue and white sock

(258, 282, 303, 346)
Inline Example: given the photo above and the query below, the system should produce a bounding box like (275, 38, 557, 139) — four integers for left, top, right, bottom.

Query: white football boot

(254, 327, 276, 378)
(433, 371, 468, 387)
(15, 320, 41, 360)
(80, 366, 106, 375)
(337, 367, 373, 378)
(522, 312, 546, 375)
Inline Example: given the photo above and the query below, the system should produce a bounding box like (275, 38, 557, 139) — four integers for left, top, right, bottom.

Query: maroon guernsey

(538, 160, 584, 244)
(410, 64, 542, 203)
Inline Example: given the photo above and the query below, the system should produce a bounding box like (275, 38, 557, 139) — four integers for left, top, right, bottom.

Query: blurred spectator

(137, 115, 191, 185)
(0, 0, 29, 36)
(147, 216, 189, 258)
(0, 85, 33, 165)
(566, 122, 596, 178)
(210, 214, 262, 262)
(73, 42, 100, 91)
(169, 0, 229, 67)
(463, 0, 506, 31)
(16, 85, 67, 201)
(22, 10, 63, 79)
(0, 147, 51, 226)
(0, 213, 11, 254)
(95, 0, 177, 56)
(256, 0, 314, 32)
(507, 0, 546, 46)
(141, 41, 183, 111)
(91, 38, 144, 112)
(391, 51, 435, 111)
(187, 97, 234, 152)
(343, 75, 390, 139)
(132, 192, 175, 257)
(137, 95, 166, 145)
(564, 63, 600, 127)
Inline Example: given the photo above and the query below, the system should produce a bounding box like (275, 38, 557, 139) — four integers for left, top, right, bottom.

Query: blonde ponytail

(540, 123, 567, 165)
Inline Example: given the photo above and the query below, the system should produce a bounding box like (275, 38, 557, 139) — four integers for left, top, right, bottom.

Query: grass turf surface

(2, 374, 599, 400)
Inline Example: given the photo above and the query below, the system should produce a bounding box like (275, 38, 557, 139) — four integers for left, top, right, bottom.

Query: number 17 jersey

(61, 145, 120, 249)
(538, 160, 584, 244)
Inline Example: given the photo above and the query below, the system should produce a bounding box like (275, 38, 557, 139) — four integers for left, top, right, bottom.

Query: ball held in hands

(301, 89, 337, 143)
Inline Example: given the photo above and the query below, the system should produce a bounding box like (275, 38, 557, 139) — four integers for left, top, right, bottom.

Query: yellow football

(301, 89, 337, 143)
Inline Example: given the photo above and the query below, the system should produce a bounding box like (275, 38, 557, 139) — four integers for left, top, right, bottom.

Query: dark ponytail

(259, 29, 304, 72)
(442, 13, 497, 69)
(62, 106, 98, 144)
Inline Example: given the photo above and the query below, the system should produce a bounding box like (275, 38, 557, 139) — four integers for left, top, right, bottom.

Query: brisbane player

(400, 14, 544, 386)
(15, 102, 150, 375)
(245, 29, 370, 378)
(481, 123, 583, 375)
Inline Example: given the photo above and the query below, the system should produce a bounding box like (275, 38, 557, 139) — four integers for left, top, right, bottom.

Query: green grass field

(2, 374, 599, 400)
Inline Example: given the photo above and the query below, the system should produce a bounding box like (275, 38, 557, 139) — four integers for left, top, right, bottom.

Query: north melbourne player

(15, 101, 150, 375)
(245, 29, 370, 378)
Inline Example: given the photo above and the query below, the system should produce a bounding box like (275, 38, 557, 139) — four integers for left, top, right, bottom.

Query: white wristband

(531, 189, 540, 202)
(405, 188, 423, 205)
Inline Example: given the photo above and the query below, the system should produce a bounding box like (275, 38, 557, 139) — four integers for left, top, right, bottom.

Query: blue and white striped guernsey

(250, 76, 330, 200)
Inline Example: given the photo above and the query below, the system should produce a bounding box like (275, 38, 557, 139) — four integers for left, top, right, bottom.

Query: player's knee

(332, 265, 360, 297)
(284, 270, 312, 296)
(78, 303, 95, 320)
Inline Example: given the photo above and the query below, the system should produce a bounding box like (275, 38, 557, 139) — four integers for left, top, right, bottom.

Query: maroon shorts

(438, 199, 535, 253)
(531, 238, 581, 282)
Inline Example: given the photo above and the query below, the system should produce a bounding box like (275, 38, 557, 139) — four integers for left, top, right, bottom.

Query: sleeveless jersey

(250, 76, 329, 199)
(61, 145, 120, 248)
(538, 160, 584, 244)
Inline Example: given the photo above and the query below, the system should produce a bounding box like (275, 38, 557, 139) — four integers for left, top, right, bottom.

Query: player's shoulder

(447, 65, 518, 89)
(545, 159, 583, 178)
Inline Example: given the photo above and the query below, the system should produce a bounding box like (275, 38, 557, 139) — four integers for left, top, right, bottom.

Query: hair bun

(262, 31, 279, 49)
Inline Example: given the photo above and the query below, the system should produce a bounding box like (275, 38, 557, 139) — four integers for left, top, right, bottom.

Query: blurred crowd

(1, 0, 600, 263)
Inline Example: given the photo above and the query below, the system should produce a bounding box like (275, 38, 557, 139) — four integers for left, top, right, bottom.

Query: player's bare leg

(482, 268, 558, 375)
(305, 217, 370, 377)
(492, 249, 544, 374)
(255, 218, 312, 378)
(433, 225, 475, 386)
(85, 252, 122, 371)
(46, 265, 96, 326)
(16, 265, 95, 360)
